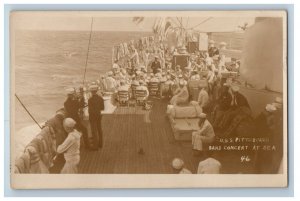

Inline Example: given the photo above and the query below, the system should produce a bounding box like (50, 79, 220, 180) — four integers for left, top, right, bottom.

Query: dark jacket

(151, 61, 161, 74)
(88, 94, 104, 119)
(45, 114, 67, 147)
(64, 97, 84, 123)
(233, 92, 250, 109)
(208, 47, 219, 57)
(218, 87, 232, 110)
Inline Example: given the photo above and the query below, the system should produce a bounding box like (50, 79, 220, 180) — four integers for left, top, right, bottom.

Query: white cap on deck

(172, 158, 184, 170)
(209, 40, 215, 44)
(265, 104, 277, 113)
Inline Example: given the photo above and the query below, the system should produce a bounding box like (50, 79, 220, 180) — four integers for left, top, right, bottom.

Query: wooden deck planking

(78, 98, 201, 174)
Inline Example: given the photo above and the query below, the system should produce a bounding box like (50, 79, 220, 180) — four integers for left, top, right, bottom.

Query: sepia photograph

(10, 10, 287, 188)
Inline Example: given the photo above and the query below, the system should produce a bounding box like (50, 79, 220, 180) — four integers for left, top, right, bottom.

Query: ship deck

(78, 98, 256, 174)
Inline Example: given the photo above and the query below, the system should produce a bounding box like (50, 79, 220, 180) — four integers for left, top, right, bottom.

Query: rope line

(15, 94, 42, 129)
(82, 17, 94, 86)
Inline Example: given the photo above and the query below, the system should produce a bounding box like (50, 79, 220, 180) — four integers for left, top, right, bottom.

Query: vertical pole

(82, 17, 94, 86)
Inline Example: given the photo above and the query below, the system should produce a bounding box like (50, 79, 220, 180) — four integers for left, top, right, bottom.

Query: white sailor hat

(199, 113, 207, 118)
(63, 118, 76, 128)
(266, 104, 277, 112)
(172, 158, 184, 170)
(154, 55, 159, 59)
(178, 74, 183, 78)
(231, 86, 240, 92)
(136, 70, 142, 75)
(89, 85, 98, 91)
(66, 88, 75, 95)
(209, 40, 215, 44)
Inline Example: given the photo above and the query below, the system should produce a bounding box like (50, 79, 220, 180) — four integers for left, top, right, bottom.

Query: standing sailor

(64, 88, 89, 150)
(88, 85, 105, 150)
(57, 118, 82, 174)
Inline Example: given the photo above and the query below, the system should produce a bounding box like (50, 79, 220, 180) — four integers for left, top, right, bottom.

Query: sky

(10, 12, 260, 32)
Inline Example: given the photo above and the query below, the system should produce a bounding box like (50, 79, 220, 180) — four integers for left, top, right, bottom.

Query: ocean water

(14, 30, 150, 131)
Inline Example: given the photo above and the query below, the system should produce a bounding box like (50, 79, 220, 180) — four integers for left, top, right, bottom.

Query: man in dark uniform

(219, 85, 251, 130)
(230, 86, 250, 109)
(211, 83, 232, 129)
(64, 88, 89, 149)
(46, 109, 67, 173)
(151, 56, 161, 74)
(88, 85, 105, 150)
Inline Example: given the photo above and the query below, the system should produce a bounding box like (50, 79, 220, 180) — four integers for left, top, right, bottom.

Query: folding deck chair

(117, 90, 130, 107)
(148, 82, 160, 98)
(135, 89, 148, 106)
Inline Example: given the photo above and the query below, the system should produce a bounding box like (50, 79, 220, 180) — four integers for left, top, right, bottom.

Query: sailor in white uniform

(57, 118, 82, 174)
(192, 113, 215, 153)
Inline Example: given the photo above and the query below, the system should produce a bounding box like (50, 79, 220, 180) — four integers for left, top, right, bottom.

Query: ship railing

(14, 120, 59, 174)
